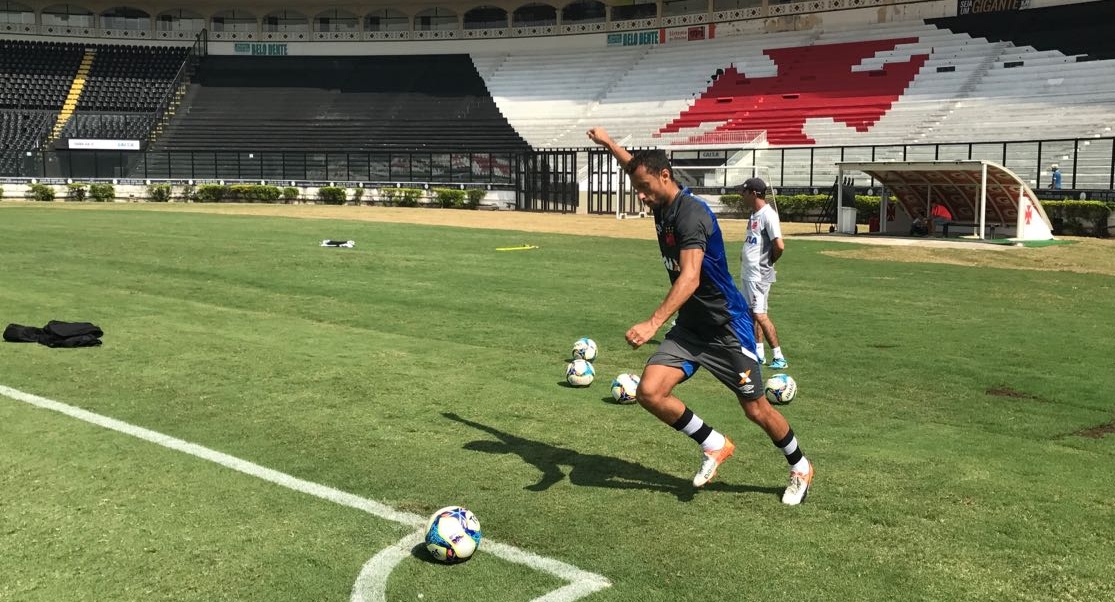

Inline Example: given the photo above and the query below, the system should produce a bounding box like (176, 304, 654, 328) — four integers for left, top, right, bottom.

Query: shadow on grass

(408, 543, 479, 565)
(443, 412, 782, 502)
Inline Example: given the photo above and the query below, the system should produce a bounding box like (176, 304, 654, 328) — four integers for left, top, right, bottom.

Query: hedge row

(140, 184, 485, 208)
(27, 182, 116, 202)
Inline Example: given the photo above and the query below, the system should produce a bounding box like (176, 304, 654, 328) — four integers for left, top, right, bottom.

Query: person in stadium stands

(929, 201, 953, 237)
(910, 209, 929, 237)
(585, 126, 814, 505)
(739, 177, 788, 369)
(1050, 164, 1063, 190)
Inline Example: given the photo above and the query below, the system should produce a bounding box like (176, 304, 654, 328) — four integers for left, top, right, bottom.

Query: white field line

(0, 384, 611, 602)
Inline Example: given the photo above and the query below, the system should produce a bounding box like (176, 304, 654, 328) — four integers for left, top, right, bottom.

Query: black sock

(773, 428, 804, 466)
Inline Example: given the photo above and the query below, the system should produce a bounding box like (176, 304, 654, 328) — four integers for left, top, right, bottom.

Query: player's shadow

(443, 412, 782, 502)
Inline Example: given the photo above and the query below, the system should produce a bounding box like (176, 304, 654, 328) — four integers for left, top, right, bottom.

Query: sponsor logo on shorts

(738, 369, 752, 385)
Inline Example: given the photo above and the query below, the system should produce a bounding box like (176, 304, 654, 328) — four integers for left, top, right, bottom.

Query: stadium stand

(0, 110, 52, 175)
(0, 40, 84, 110)
(657, 38, 930, 146)
(476, 17, 1115, 151)
(57, 45, 190, 143)
(928, 1, 1115, 62)
(0, 40, 84, 173)
(152, 55, 530, 153)
(2, 2, 1113, 190)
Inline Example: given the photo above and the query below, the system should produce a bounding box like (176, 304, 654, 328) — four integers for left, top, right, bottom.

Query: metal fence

(1, 149, 522, 185)
(696, 137, 1115, 194)
(3, 137, 1114, 199)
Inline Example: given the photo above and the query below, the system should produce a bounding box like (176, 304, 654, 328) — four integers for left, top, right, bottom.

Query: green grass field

(1, 205, 1113, 602)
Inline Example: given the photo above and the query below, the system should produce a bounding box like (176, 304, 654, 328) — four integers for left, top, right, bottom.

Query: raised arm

(586, 127, 633, 168)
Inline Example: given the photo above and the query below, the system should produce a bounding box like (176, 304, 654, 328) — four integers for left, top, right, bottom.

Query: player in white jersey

(739, 178, 789, 369)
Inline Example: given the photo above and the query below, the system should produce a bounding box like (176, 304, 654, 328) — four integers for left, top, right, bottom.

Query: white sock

(791, 457, 810, 474)
(701, 430, 726, 453)
(756, 344, 765, 362)
(772, 346, 784, 360)
(673, 409, 726, 452)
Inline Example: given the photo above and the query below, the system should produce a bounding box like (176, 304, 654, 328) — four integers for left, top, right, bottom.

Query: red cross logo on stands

(659, 38, 928, 145)
(1025, 203, 1033, 225)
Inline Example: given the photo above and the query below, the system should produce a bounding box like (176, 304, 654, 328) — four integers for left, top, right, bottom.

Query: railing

(754, 137, 1115, 194)
(1, 149, 521, 185)
(670, 130, 767, 146)
(3, 0, 916, 43)
(147, 29, 205, 146)
(3, 138, 1114, 199)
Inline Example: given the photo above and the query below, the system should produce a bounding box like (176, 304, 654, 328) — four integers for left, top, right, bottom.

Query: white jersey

(741, 204, 782, 283)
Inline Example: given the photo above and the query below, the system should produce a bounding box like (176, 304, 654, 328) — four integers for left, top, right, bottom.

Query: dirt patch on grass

(6, 201, 1115, 274)
(1076, 421, 1115, 439)
(986, 386, 1049, 403)
(821, 237, 1115, 276)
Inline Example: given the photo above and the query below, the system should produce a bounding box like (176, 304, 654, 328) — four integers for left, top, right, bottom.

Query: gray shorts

(647, 324, 764, 401)
(745, 280, 771, 314)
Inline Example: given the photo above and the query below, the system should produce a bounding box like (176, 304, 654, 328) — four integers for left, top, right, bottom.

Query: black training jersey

(653, 188, 755, 349)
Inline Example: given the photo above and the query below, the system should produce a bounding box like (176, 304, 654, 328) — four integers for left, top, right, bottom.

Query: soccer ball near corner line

(571, 337, 598, 361)
(566, 359, 595, 387)
(764, 373, 797, 405)
(425, 506, 482, 564)
(610, 373, 640, 404)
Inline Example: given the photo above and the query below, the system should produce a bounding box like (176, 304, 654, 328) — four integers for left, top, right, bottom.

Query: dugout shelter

(835, 160, 1055, 241)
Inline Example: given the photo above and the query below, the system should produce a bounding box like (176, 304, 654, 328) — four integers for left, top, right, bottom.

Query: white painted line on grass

(351, 530, 425, 602)
(0, 384, 611, 602)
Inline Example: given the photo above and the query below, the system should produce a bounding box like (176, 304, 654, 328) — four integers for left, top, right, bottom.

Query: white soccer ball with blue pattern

(571, 337, 598, 361)
(610, 373, 640, 404)
(425, 506, 482, 564)
(566, 359, 595, 387)
(764, 373, 797, 405)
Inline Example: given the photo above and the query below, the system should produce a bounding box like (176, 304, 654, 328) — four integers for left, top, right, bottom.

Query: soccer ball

(571, 337, 598, 361)
(566, 359, 595, 387)
(424, 506, 482, 564)
(764, 373, 797, 405)
(610, 373, 640, 404)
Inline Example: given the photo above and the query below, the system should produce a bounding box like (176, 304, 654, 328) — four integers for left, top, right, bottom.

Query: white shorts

(745, 280, 771, 314)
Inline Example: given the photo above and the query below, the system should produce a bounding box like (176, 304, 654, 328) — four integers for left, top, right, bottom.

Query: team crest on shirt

(663, 227, 676, 247)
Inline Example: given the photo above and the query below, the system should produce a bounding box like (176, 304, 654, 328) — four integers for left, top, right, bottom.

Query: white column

(978, 162, 988, 240)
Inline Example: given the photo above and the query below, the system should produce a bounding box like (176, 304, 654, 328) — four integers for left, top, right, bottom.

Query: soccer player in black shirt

(587, 127, 813, 505)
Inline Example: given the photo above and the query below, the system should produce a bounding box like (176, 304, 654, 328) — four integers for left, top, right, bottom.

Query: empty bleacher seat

(155, 55, 529, 153)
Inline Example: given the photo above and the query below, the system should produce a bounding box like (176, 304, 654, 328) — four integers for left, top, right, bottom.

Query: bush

(719, 193, 745, 216)
(433, 187, 466, 208)
(148, 184, 172, 202)
(225, 184, 281, 202)
(382, 187, 422, 207)
(317, 186, 347, 205)
(179, 184, 196, 202)
(771, 194, 829, 222)
(1040, 200, 1111, 237)
(465, 188, 485, 210)
(89, 183, 115, 202)
(67, 183, 88, 202)
(720, 193, 881, 223)
(352, 188, 365, 204)
(29, 183, 55, 201)
(195, 184, 226, 202)
(282, 186, 299, 202)
(0, 185, 4, 200)
(853, 195, 881, 223)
